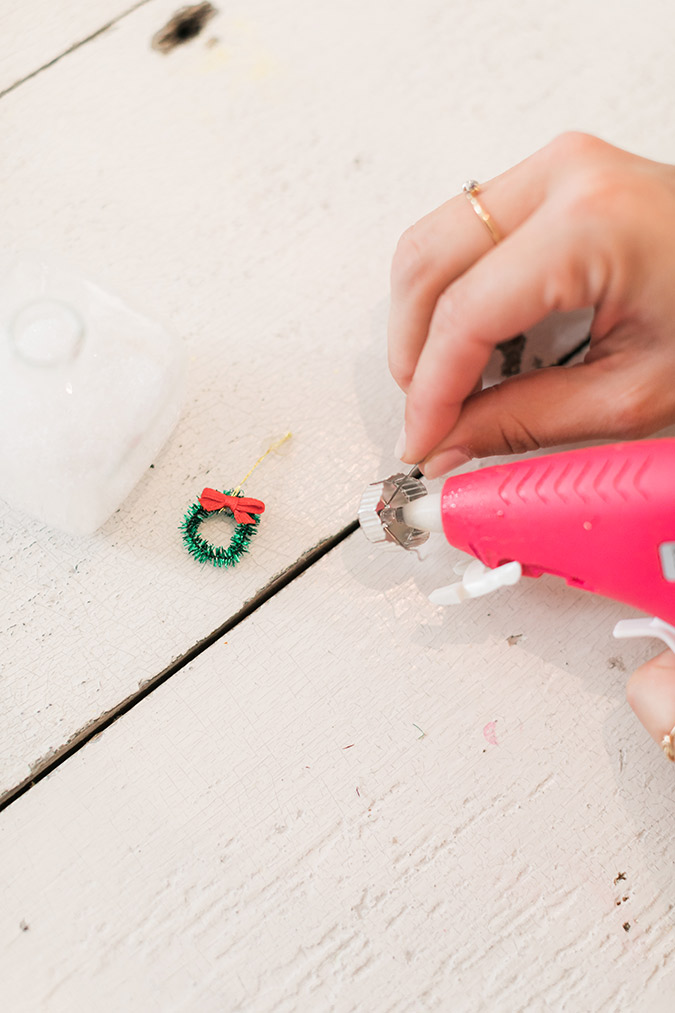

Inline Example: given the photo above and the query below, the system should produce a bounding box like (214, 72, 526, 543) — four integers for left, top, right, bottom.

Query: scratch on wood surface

(0, 1, 154, 101)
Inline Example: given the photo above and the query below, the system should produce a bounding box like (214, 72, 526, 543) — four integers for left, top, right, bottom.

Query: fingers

(400, 201, 604, 464)
(420, 361, 618, 478)
(626, 649, 675, 758)
(388, 197, 493, 393)
(387, 147, 552, 394)
(420, 319, 675, 477)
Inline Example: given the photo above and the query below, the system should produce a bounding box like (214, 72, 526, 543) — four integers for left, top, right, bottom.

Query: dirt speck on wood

(152, 3, 218, 53)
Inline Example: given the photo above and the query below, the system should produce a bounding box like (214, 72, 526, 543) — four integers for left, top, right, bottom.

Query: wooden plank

(1, 536, 673, 1011)
(2, 0, 675, 801)
(0, 1, 151, 97)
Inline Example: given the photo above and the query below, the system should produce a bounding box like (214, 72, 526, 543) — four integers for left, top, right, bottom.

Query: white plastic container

(0, 253, 185, 535)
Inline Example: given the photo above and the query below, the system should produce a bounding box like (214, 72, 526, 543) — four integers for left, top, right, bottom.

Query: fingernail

(394, 424, 406, 460)
(422, 447, 471, 480)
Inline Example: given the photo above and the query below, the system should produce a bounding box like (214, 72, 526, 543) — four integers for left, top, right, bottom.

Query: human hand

(628, 650, 675, 764)
(388, 132, 675, 761)
(388, 132, 675, 478)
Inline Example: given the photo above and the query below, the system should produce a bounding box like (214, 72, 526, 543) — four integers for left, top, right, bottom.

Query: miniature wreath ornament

(181, 433, 291, 569)
(181, 488, 265, 567)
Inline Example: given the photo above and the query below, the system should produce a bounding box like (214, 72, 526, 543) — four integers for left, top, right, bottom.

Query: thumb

(626, 649, 675, 760)
(421, 358, 639, 479)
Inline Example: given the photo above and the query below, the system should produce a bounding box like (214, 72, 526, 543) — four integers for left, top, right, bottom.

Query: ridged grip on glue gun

(440, 439, 675, 624)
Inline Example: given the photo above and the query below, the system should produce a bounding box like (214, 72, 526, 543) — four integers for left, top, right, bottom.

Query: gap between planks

(0, 520, 359, 813)
(0, 0, 155, 101)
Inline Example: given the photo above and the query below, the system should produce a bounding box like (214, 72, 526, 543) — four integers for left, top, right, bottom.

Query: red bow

(199, 488, 265, 525)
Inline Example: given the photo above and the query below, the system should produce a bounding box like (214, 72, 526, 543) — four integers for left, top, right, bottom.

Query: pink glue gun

(358, 440, 675, 655)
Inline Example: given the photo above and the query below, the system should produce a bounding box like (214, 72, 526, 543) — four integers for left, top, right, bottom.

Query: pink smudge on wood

(483, 720, 498, 746)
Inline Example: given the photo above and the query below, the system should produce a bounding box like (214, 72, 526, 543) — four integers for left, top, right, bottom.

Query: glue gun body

(405, 440, 675, 625)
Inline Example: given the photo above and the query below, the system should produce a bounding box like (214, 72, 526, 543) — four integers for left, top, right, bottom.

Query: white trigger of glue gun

(613, 616, 675, 655)
(429, 559, 523, 605)
(397, 494, 525, 606)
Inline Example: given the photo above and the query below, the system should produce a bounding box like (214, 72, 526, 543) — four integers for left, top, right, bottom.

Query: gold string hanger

(233, 432, 292, 494)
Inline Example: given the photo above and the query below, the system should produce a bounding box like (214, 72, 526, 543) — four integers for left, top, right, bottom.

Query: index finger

(400, 203, 602, 464)
(387, 144, 558, 394)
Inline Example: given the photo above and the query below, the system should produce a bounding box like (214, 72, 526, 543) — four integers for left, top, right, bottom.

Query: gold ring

(462, 180, 502, 245)
(661, 725, 675, 762)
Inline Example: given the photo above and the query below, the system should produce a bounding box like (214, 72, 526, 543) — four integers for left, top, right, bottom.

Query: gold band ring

(661, 725, 675, 762)
(462, 180, 502, 245)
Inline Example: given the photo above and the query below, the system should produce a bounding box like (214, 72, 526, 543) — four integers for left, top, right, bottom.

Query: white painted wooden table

(2, 1, 674, 1009)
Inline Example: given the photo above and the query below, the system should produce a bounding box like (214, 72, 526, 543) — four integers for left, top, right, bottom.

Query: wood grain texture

(2, 0, 675, 799)
(1, 534, 673, 1011)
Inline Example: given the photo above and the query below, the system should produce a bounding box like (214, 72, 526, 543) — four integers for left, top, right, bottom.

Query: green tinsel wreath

(181, 488, 261, 567)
